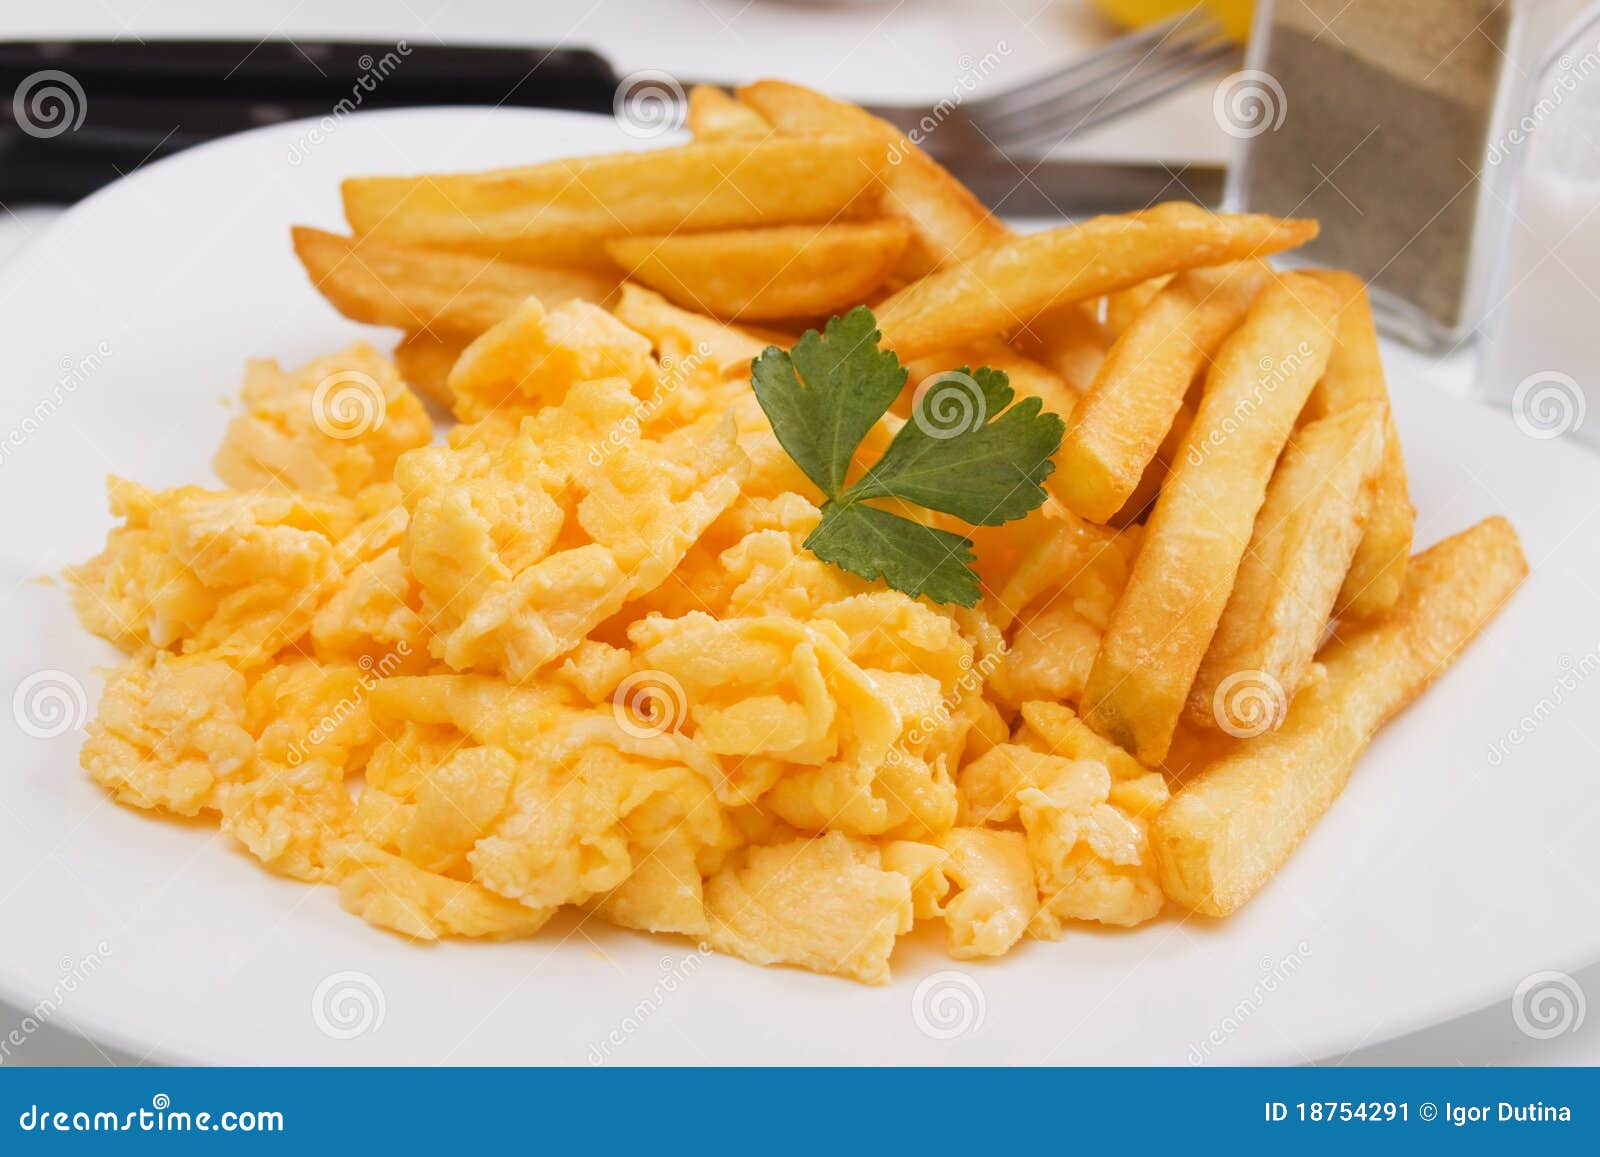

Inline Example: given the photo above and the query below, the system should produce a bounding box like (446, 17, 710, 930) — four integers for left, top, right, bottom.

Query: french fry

(902, 338, 1080, 427)
(1304, 270, 1415, 619)
(1103, 274, 1173, 336)
(292, 226, 615, 340)
(874, 204, 1319, 360)
(604, 221, 911, 321)
(611, 283, 782, 378)
(1154, 516, 1528, 916)
(1186, 402, 1388, 728)
(1056, 260, 1271, 523)
(1011, 301, 1113, 391)
(341, 136, 886, 266)
(1081, 274, 1341, 766)
(393, 330, 466, 408)
(687, 85, 772, 139)
(736, 80, 1010, 275)
(1160, 722, 1238, 785)
(1108, 398, 1197, 528)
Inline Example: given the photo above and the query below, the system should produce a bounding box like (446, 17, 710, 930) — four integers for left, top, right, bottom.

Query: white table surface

(1, 0, 1593, 1068)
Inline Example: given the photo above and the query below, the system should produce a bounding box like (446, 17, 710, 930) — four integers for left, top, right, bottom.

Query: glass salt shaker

(1224, 0, 1589, 352)
(1475, 2, 1600, 448)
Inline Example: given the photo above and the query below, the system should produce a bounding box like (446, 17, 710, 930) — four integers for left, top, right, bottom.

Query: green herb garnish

(750, 306, 1064, 607)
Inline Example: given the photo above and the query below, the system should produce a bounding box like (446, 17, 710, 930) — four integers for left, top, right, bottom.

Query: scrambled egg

(214, 343, 432, 497)
(69, 292, 1167, 984)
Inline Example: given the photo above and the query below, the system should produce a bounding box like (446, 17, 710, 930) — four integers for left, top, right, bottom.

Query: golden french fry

(604, 221, 911, 321)
(1056, 260, 1271, 523)
(341, 136, 885, 266)
(736, 80, 1010, 275)
(1081, 274, 1342, 766)
(1154, 516, 1528, 916)
(1011, 301, 1113, 391)
(1108, 398, 1197, 528)
(611, 283, 782, 378)
(1160, 722, 1238, 785)
(1103, 274, 1172, 336)
(875, 204, 1319, 360)
(687, 85, 772, 139)
(1187, 402, 1388, 728)
(1304, 270, 1415, 619)
(292, 226, 615, 340)
(393, 331, 466, 408)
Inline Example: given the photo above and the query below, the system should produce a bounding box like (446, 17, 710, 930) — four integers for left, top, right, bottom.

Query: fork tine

(972, 39, 1239, 154)
(975, 19, 1226, 132)
(974, 33, 1225, 138)
(968, 5, 1221, 121)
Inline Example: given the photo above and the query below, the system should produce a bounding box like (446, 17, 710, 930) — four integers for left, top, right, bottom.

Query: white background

(1, 0, 1594, 1066)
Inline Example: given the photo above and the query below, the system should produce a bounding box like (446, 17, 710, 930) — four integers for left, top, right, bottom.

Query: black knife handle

(0, 39, 622, 202)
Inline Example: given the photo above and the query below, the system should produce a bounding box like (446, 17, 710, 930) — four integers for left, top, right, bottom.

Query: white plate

(1, 108, 1596, 1066)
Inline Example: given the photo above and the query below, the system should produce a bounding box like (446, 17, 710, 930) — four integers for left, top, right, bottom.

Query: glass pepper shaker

(1224, 0, 1589, 352)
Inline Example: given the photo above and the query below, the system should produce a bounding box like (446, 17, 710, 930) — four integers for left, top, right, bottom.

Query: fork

(864, 5, 1242, 155)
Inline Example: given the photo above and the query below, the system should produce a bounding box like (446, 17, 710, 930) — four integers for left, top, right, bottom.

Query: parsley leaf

(750, 307, 906, 497)
(805, 502, 982, 606)
(846, 366, 1062, 525)
(749, 307, 1065, 607)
